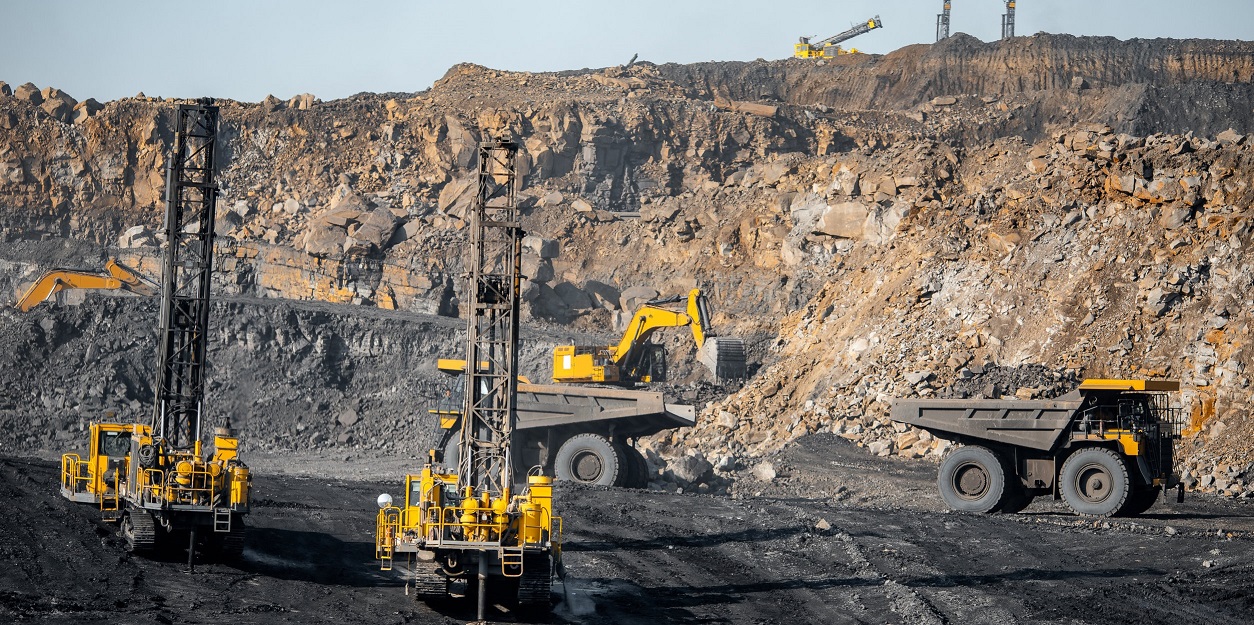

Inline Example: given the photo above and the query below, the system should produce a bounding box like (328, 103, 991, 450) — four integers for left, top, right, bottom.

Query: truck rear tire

(1060, 447, 1130, 517)
(1119, 487, 1160, 517)
(937, 445, 1010, 513)
(554, 434, 621, 487)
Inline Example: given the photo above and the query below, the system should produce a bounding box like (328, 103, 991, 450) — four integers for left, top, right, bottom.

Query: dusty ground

(4, 434, 1252, 624)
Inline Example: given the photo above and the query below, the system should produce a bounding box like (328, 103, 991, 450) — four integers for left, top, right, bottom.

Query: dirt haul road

(3, 435, 1252, 624)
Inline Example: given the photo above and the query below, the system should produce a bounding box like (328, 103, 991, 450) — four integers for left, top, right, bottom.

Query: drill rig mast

(60, 101, 250, 565)
(1002, 1, 1017, 39)
(937, 2, 952, 41)
(375, 140, 559, 618)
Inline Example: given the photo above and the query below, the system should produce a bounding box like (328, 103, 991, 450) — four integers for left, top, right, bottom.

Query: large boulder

(553, 282, 594, 310)
(71, 98, 103, 124)
(520, 253, 555, 283)
(816, 201, 869, 238)
(13, 82, 42, 105)
(523, 234, 560, 258)
(437, 175, 475, 218)
(584, 280, 621, 310)
(619, 286, 659, 312)
(344, 207, 399, 256)
(863, 202, 912, 245)
(40, 88, 77, 124)
(303, 186, 369, 257)
(0, 81, 11, 97)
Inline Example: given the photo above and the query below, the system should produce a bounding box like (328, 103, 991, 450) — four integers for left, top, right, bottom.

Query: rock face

(3, 34, 1254, 488)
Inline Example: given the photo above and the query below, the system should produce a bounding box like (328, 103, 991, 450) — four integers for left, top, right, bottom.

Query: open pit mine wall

(2, 34, 1254, 490)
(0, 296, 562, 457)
(659, 33, 1254, 137)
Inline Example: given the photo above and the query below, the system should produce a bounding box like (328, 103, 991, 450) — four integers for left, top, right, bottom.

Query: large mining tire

(554, 434, 621, 487)
(613, 443, 648, 488)
(1118, 487, 1161, 517)
(122, 511, 157, 555)
(1060, 447, 1130, 517)
(937, 445, 1010, 513)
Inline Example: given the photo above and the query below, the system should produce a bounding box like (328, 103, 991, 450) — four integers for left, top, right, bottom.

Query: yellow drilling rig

(375, 139, 559, 617)
(59, 101, 250, 565)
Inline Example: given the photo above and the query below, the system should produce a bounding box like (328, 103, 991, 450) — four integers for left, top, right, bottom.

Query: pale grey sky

(2, 0, 1252, 103)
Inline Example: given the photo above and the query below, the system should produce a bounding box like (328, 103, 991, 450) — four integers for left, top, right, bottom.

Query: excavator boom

(15, 258, 154, 312)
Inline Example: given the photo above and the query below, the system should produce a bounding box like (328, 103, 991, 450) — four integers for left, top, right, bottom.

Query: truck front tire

(1060, 447, 1130, 517)
(937, 445, 1010, 513)
(554, 434, 621, 487)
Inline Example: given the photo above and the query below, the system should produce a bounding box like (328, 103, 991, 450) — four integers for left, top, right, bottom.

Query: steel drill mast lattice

(152, 101, 220, 450)
(457, 139, 523, 507)
(1002, 1, 1016, 39)
(937, 2, 952, 41)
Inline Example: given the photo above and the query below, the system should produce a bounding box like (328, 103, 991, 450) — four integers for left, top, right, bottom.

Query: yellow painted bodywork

(794, 17, 880, 59)
(16, 258, 155, 312)
(61, 421, 251, 511)
(375, 469, 560, 572)
(1079, 379, 1180, 392)
(552, 288, 707, 384)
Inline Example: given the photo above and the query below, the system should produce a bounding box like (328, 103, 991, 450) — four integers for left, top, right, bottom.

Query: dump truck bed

(516, 383, 695, 437)
(890, 397, 1084, 451)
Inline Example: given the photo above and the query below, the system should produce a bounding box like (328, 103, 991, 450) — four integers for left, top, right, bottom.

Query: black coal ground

(3, 434, 1252, 625)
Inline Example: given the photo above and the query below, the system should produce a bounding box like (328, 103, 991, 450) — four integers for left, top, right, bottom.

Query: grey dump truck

(432, 359, 694, 489)
(890, 379, 1183, 517)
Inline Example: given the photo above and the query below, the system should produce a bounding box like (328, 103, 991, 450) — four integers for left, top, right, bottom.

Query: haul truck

(890, 379, 1183, 517)
(432, 358, 695, 488)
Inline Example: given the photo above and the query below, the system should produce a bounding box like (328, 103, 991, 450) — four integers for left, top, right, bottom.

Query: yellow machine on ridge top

(795, 15, 883, 59)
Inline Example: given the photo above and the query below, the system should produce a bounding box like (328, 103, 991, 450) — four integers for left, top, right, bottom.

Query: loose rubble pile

(2, 33, 1254, 497)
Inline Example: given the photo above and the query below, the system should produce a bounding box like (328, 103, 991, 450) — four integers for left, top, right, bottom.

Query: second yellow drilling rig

(375, 139, 559, 618)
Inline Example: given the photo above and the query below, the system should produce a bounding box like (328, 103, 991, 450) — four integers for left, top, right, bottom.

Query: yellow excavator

(795, 15, 883, 59)
(15, 258, 154, 312)
(552, 288, 746, 386)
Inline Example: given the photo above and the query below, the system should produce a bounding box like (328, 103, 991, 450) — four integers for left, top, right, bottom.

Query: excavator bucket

(697, 336, 747, 382)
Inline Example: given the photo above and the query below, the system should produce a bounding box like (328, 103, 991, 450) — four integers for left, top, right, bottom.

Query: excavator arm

(553, 289, 745, 385)
(15, 258, 155, 312)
